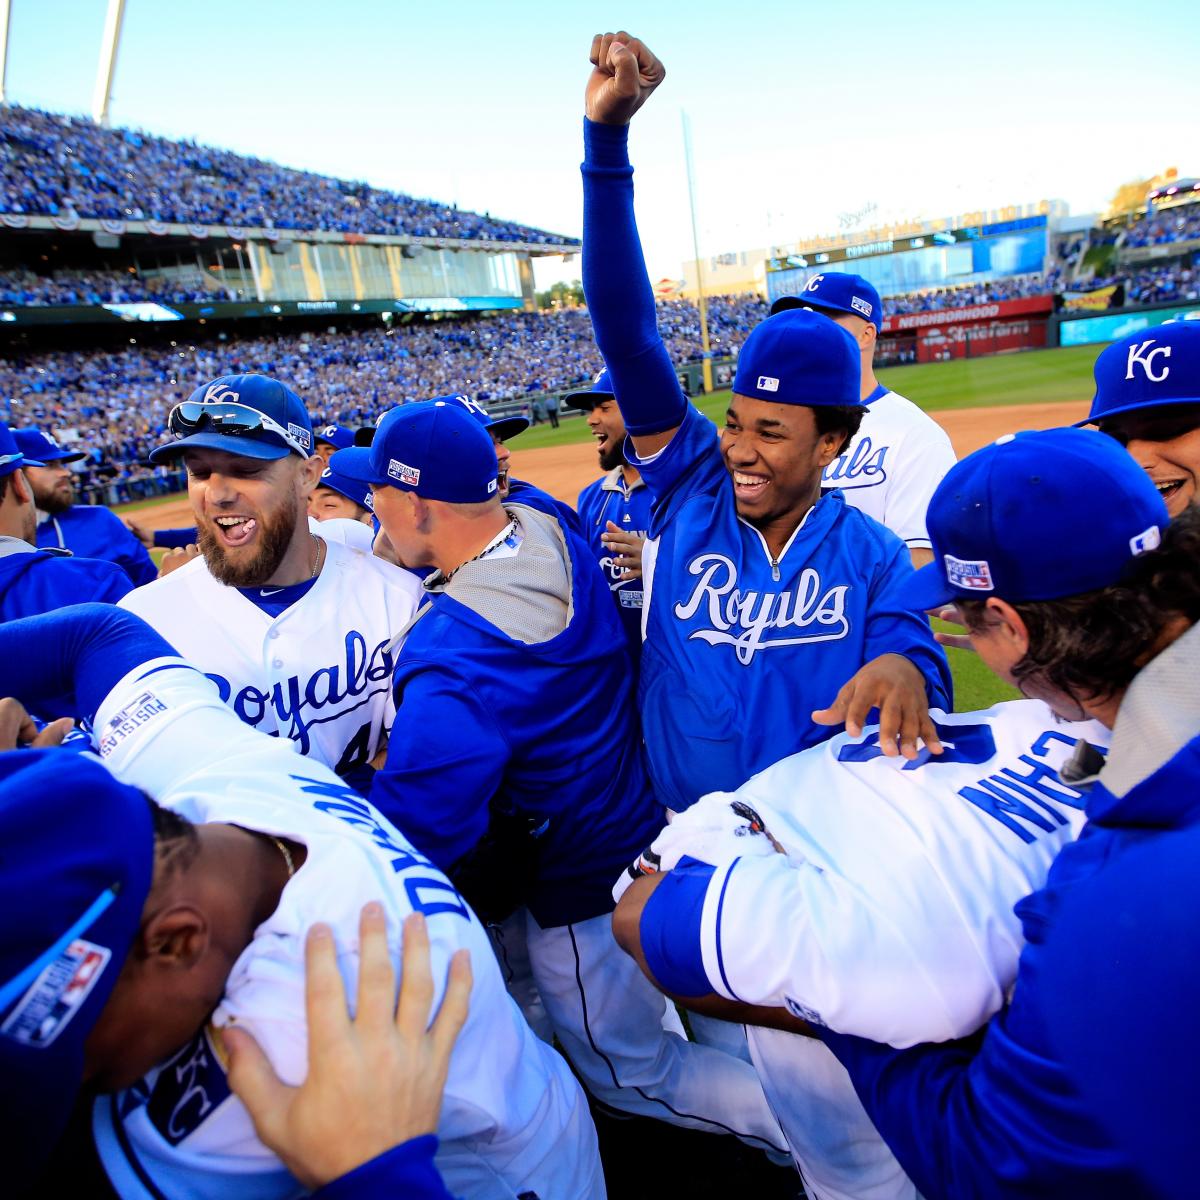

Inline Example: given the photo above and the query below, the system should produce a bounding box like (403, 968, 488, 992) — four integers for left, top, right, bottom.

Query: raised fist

(586, 31, 666, 126)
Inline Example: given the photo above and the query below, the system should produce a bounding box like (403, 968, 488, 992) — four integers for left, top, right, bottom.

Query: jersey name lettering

(674, 554, 850, 664)
(205, 630, 393, 754)
(823, 436, 889, 488)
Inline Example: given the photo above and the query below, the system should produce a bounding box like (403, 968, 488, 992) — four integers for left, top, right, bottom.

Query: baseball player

(0, 603, 604, 1200)
(1079, 321, 1200, 517)
(308, 463, 375, 525)
(565, 369, 652, 662)
(314, 422, 356, 464)
(331, 401, 790, 1156)
(118, 373, 422, 781)
(0, 420, 131, 621)
(14, 427, 158, 586)
(614, 694, 1107, 1200)
(581, 33, 951, 814)
(772, 273, 956, 567)
(806, 428, 1192, 1198)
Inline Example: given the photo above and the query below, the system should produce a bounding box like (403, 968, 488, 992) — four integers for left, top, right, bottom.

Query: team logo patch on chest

(146, 1027, 232, 1146)
(673, 554, 851, 664)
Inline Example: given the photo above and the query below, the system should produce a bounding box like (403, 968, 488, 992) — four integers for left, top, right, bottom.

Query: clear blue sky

(4, 0, 1198, 285)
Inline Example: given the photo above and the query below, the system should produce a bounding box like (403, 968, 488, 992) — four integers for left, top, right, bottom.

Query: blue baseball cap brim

(0, 750, 154, 1189)
(316, 466, 373, 511)
(1075, 392, 1200, 427)
(327, 445, 381, 486)
(486, 415, 530, 441)
(12, 428, 84, 465)
(902, 560, 960, 611)
(148, 431, 292, 464)
(563, 369, 616, 411)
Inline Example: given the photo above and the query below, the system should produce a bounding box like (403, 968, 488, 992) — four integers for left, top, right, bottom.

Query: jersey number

(837, 720, 996, 770)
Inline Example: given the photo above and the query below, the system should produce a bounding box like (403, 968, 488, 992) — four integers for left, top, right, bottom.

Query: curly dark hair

(813, 404, 865, 458)
(957, 504, 1200, 705)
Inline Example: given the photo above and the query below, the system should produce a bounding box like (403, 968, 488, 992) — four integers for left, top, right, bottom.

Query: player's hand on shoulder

(0, 698, 73, 752)
(934, 605, 976, 653)
(601, 521, 646, 581)
(224, 904, 471, 1191)
(812, 653, 944, 761)
(158, 543, 200, 578)
(586, 31, 666, 125)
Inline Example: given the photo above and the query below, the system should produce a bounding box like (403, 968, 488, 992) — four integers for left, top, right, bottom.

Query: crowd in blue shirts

(0, 266, 218, 306)
(1123, 202, 1200, 247)
(0, 105, 574, 244)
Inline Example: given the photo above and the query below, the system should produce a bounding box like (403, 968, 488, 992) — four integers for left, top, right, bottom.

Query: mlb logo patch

(487, 478, 498, 494)
(388, 459, 421, 486)
(363, 490, 375, 511)
(757, 375, 780, 393)
(288, 423, 312, 451)
(1, 939, 112, 1048)
(851, 296, 873, 318)
(945, 554, 995, 591)
(1130, 525, 1161, 555)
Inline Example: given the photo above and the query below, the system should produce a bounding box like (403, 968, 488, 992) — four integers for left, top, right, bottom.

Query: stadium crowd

(0, 104, 574, 244)
(0, 266, 217, 306)
(1122, 201, 1200, 247)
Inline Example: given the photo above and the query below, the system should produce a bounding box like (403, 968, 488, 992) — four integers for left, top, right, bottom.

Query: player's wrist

(583, 117, 632, 168)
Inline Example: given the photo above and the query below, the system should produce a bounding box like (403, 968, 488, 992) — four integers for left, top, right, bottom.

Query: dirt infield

(127, 399, 1090, 531)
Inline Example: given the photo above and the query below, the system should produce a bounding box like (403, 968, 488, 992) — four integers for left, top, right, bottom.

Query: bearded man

(119, 374, 421, 785)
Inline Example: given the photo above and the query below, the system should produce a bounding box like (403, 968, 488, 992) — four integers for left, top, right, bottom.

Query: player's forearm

(0, 604, 179, 721)
(581, 117, 687, 437)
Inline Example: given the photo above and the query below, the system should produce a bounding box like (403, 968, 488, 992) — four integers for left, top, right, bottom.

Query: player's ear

(983, 597, 1030, 657)
(140, 904, 210, 970)
(10, 468, 33, 506)
(299, 453, 324, 495)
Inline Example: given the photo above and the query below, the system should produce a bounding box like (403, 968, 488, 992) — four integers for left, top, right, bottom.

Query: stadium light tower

(92, 0, 127, 126)
(682, 111, 714, 396)
(0, 0, 12, 105)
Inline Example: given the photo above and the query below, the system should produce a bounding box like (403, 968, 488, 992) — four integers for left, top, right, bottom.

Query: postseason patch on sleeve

(98, 690, 169, 757)
(1, 939, 111, 1047)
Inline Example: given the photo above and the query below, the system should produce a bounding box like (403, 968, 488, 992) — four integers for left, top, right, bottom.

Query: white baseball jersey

(87, 656, 603, 1200)
(646, 700, 1107, 1200)
(119, 530, 421, 775)
(821, 387, 956, 550)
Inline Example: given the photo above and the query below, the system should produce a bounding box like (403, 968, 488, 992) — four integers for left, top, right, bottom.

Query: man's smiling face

(1101, 404, 1200, 518)
(719, 395, 843, 527)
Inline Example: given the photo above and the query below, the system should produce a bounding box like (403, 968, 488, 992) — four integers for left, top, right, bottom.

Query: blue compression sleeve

(309, 1137, 455, 1200)
(581, 118, 688, 436)
(0, 604, 180, 722)
(154, 526, 197, 549)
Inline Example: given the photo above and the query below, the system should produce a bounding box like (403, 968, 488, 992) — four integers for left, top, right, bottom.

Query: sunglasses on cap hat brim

(168, 400, 310, 457)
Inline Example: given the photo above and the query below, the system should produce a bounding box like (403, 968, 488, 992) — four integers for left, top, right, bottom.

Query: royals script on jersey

(87, 656, 602, 1200)
(119, 534, 422, 776)
(633, 404, 951, 812)
(820, 386, 956, 550)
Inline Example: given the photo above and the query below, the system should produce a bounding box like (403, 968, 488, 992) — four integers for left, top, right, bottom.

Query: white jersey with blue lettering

(821, 386, 956, 551)
(88, 657, 603, 1200)
(645, 699, 1107, 1200)
(118, 529, 422, 777)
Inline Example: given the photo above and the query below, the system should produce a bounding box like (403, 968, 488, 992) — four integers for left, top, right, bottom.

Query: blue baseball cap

(770, 272, 883, 331)
(0, 421, 45, 477)
(732, 308, 862, 407)
(562, 369, 616, 412)
(12, 427, 82, 466)
(1079, 323, 1200, 426)
(331, 399, 499, 503)
(149, 374, 314, 464)
(441, 393, 530, 443)
(315, 464, 373, 512)
(314, 423, 356, 451)
(0, 751, 155, 1188)
(903, 427, 1169, 611)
